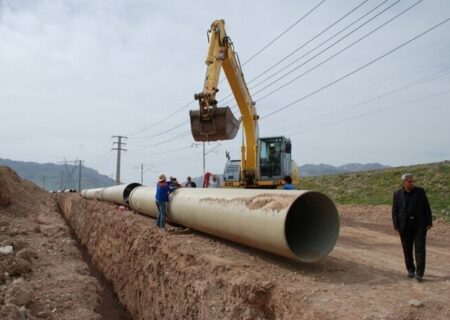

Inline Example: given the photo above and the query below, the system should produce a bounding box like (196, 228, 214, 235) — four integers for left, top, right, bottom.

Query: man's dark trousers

(400, 217, 427, 276)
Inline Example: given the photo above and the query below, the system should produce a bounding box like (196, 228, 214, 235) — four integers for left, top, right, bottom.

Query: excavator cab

(190, 105, 241, 142)
(258, 136, 292, 182)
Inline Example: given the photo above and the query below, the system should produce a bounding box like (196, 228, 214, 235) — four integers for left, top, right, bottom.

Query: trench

(55, 193, 339, 319)
(56, 202, 132, 320)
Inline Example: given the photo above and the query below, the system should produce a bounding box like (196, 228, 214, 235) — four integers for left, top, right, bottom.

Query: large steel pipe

(129, 187, 339, 262)
(82, 188, 104, 200)
(101, 183, 141, 206)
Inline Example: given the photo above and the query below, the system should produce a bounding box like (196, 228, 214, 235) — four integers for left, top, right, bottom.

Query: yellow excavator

(190, 19, 297, 188)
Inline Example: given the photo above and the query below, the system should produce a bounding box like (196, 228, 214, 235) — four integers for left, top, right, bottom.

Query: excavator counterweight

(189, 106, 240, 142)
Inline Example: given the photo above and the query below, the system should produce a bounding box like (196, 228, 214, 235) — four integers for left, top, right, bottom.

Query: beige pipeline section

(101, 183, 141, 206)
(82, 188, 104, 200)
(82, 183, 141, 205)
(129, 187, 339, 262)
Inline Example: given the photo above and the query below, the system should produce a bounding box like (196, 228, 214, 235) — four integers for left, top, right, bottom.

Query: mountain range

(298, 163, 390, 176)
(0, 158, 390, 190)
(0, 158, 115, 191)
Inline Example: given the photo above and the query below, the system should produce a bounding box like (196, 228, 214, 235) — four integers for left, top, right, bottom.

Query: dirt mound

(0, 166, 102, 319)
(0, 166, 56, 218)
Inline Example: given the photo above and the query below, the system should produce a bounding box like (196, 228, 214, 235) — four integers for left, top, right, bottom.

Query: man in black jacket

(392, 173, 433, 282)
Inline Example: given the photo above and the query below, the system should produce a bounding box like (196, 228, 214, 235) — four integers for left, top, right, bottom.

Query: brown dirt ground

(2, 166, 450, 319)
(0, 167, 130, 320)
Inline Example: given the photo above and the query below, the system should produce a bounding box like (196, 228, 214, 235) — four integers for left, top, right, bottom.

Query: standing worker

(210, 175, 220, 188)
(155, 174, 174, 229)
(185, 176, 197, 188)
(392, 173, 433, 282)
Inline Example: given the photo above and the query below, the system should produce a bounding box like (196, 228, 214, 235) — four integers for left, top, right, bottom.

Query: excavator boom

(190, 20, 242, 142)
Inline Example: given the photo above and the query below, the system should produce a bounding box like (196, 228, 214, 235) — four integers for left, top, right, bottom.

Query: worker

(170, 177, 182, 189)
(268, 145, 281, 177)
(210, 175, 220, 188)
(155, 174, 174, 229)
(282, 175, 295, 190)
(185, 176, 197, 188)
(392, 173, 433, 282)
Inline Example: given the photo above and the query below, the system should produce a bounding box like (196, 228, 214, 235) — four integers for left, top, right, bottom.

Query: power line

(286, 88, 450, 136)
(252, 0, 417, 105)
(290, 54, 450, 116)
(241, 0, 327, 66)
(126, 100, 195, 137)
(247, 0, 373, 85)
(260, 17, 450, 120)
(91, 139, 114, 165)
(272, 67, 450, 135)
(128, 145, 192, 155)
(128, 130, 191, 150)
(219, 0, 388, 106)
(224, 0, 406, 114)
(251, 0, 407, 96)
(130, 118, 188, 143)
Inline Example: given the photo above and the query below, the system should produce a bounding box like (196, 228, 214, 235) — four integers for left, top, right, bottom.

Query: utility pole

(58, 159, 80, 190)
(112, 135, 127, 185)
(191, 143, 206, 176)
(78, 160, 84, 192)
(60, 171, 64, 190)
(134, 163, 155, 185)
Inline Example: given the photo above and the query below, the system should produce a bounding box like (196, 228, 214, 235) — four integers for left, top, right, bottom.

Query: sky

(1, 0, 449, 185)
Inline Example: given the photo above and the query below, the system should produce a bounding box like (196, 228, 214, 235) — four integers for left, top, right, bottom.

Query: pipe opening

(122, 183, 142, 205)
(285, 192, 340, 262)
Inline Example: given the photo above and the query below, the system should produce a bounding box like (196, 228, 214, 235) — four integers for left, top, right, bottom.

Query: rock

(19, 306, 31, 319)
(5, 278, 33, 306)
(0, 238, 28, 252)
(9, 258, 32, 276)
(15, 248, 37, 263)
(0, 303, 23, 320)
(408, 299, 424, 308)
(0, 245, 13, 255)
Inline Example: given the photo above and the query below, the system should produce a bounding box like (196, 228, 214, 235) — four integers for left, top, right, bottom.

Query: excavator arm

(190, 19, 259, 185)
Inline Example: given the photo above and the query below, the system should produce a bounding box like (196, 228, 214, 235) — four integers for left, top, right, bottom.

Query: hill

(0, 158, 115, 191)
(299, 162, 390, 176)
(299, 161, 450, 222)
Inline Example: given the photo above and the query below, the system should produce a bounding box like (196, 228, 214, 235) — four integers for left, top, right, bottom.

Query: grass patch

(298, 161, 450, 223)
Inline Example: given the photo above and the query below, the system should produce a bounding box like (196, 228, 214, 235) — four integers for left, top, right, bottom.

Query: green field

(299, 161, 450, 222)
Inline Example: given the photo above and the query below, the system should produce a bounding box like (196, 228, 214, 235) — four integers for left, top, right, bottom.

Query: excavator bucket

(190, 106, 240, 141)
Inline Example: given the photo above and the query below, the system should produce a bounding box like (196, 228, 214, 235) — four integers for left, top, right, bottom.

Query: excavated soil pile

(0, 166, 101, 319)
(57, 193, 450, 320)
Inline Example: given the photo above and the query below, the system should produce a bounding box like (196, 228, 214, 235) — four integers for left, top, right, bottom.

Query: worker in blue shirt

(282, 175, 295, 190)
(155, 174, 175, 229)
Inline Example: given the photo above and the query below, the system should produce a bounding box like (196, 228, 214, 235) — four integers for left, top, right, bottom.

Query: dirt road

(1, 166, 449, 319)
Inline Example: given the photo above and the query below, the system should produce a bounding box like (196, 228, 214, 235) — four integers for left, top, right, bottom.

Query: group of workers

(155, 171, 432, 282)
(154, 174, 222, 229)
